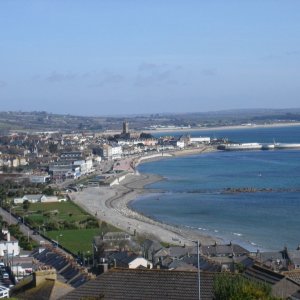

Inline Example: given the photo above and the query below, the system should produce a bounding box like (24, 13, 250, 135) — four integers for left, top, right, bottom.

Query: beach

(103, 122, 300, 136)
(70, 146, 221, 246)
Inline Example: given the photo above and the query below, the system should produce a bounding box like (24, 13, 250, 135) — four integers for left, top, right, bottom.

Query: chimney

(6, 232, 10, 242)
(33, 269, 57, 287)
(98, 263, 108, 274)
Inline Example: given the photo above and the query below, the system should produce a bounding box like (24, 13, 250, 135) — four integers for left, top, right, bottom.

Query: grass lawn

(13, 200, 90, 224)
(13, 200, 121, 254)
(45, 226, 119, 253)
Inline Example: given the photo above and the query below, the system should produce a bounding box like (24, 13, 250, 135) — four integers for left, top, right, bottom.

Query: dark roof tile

(61, 268, 216, 300)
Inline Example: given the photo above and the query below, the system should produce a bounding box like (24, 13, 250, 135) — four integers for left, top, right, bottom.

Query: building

(60, 152, 83, 161)
(14, 194, 47, 204)
(99, 144, 122, 160)
(49, 163, 80, 180)
(29, 174, 51, 184)
(99, 144, 112, 160)
(73, 159, 94, 175)
(102, 232, 131, 242)
(14, 194, 61, 204)
(122, 121, 129, 135)
(201, 243, 249, 258)
(243, 264, 300, 298)
(0, 230, 20, 257)
(61, 268, 216, 300)
(109, 252, 153, 269)
(189, 137, 211, 144)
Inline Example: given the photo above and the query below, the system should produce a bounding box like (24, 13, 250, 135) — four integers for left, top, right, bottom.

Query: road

(0, 207, 49, 246)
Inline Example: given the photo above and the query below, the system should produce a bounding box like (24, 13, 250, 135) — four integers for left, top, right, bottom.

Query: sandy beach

(71, 147, 221, 246)
(103, 122, 300, 136)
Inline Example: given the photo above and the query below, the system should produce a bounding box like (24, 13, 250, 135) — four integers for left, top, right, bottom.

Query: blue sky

(0, 1, 300, 115)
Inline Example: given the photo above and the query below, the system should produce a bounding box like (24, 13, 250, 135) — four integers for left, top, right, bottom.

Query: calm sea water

(131, 125, 300, 251)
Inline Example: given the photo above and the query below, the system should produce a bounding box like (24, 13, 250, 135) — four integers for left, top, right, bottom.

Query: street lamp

(56, 234, 63, 247)
(193, 240, 201, 300)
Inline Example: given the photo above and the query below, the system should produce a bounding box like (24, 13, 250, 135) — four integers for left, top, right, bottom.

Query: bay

(131, 125, 300, 251)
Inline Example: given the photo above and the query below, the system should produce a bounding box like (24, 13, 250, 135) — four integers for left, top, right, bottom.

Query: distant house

(201, 243, 249, 258)
(102, 232, 131, 242)
(40, 196, 62, 203)
(14, 194, 60, 204)
(29, 174, 51, 184)
(141, 239, 163, 262)
(189, 137, 211, 144)
(14, 194, 46, 204)
(109, 252, 153, 269)
(99, 144, 122, 160)
(0, 229, 20, 256)
(93, 232, 134, 260)
(243, 264, 300, 299)
(60, 151, 83, 160)
(253, 249, 289, 271)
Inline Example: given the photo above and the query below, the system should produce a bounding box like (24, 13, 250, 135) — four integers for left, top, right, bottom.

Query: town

(0, 121, 299, 299)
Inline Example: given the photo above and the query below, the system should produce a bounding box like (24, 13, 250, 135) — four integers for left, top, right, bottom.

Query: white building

(93, 155, 102, 164)
(29, 174, 51, 184)
(0, 230, 20, 257)
(14, 194, 47, 204)
(14, 194, 61, 204)
(128, 257, 153, 269)
(73, 159, 94, 175)
(189, 137, 211, 144)
(111, 145, 122, 160)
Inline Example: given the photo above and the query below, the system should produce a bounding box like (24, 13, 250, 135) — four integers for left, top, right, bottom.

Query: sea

(131, 125, 300, 252)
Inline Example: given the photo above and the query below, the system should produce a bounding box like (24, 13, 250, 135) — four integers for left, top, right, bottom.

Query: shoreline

(144, 122, 300, 134)
(103, 122, 300, 136)
(72, 147, 222, 246)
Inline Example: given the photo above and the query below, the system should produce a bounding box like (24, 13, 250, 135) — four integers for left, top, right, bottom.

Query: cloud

(202, 68, 217, 77)
(285, 50, 300, 56)
(260, 50, 300, 61)
(0, 81, 7, 87)
(135, 63, 182, 87)
(89, 72, 125, 88)
(46, 71, 77, 83)
(260, 54, 281, 61)
(40, 70, 124, 87)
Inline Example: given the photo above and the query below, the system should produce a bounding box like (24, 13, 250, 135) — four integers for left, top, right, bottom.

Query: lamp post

(193, 240, 201, 300)
(56, 234, 63, 247)
(17, 263, 20, 279)
(3, 250, 7, 266)
(86, 251, 90, 267)
(12, 250, 14, 271)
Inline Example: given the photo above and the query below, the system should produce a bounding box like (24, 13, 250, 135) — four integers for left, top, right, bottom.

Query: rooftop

(61, 268, 216, 300)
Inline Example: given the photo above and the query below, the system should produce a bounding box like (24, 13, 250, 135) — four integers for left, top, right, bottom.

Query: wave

(233, 232, 243, 237)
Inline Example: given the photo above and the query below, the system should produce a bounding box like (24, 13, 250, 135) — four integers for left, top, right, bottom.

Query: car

(2, 273, 9, 279)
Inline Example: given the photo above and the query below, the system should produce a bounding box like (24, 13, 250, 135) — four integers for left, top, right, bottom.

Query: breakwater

(218, 142, 300, 151)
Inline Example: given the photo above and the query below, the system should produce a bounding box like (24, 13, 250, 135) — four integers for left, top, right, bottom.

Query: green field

(45, 222, 120, 253)
(13, 200, 120, 254)
(14, 200, 91, 225)
(45, 228, 101, 253)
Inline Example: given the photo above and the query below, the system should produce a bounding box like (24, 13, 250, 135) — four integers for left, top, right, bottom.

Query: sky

(0, 0, 300, 116)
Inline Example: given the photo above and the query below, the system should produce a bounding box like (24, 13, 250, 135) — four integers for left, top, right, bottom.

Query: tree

(23, 200, 30, 211)
(49, 143, 58, 154)
(43, 186, 54, 196)
(140, 132, 153, 139)
(213, 273, 280, 300)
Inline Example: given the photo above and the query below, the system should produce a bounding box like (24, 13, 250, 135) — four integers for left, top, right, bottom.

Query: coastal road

(0, 207, 49, 246)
